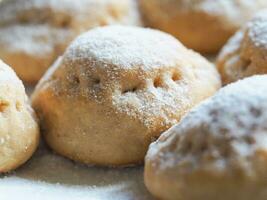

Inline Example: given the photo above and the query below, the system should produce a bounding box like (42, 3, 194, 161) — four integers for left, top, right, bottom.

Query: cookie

(139, 0, 267, 53)
(31, 26, 220, 166)
(217, 10, 267, 85)
(0, 0, 141, 83)
(145, 75, 267, 200)
(0, 60, 39, 172)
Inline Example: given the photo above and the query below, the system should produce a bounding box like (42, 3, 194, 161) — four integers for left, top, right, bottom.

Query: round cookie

(139, 0, 267, 53)
(217, 10, 267, 85)
(0, 0, 141, 83)
(0, 60, 39, 172)
(31, 26, 221, 166)
(145, 75, 267, 200)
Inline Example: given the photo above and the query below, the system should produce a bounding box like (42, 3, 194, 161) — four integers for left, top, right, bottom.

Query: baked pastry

(139, 0, 267, 53)
(0, 0, 141, 83)
(217, 10, 267, 85)
(0, 60, 39, 173)
(31, 26, 220, 166)
(145, 75, 267, 200)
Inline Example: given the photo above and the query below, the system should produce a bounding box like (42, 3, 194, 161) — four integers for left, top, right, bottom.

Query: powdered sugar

(65, 26, 186, 71)
(151, 0, 267, 28)
(247, 10, 267, 49)
(147, 75, 267, 172)
(0, 0, 141, 27)
(198, 0, 266, 24)
(0, 0, 142, 81)
(0, 25, 72, 56)
(0, 142, 152, 200)
(57, 25, 219, 130)
(217, 9, 267, 84)
(0, 60, 24, 86)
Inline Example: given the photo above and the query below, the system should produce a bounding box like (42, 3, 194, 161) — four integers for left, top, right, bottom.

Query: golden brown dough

(0, 0, 141, 83)
(139, 0, 267, 53)
(145, 75, 267, 200)
(31, 26, 220, 166)
(0, 60, 39, 173)
(217, 10, 267, 85)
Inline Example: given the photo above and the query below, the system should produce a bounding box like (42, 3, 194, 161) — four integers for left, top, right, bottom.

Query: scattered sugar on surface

(0, 142, 152, 200)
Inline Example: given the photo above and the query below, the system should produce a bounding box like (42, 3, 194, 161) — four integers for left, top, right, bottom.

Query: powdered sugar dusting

(0, 25, 72, 56)
(247, 10, 267, 49)
(150, 0, 267, 27)
(147, 75, 267, 172)
(54, 25, 219, 130)
(217, 9, 267, 84)
(112, 80, 191, 130)
(65, 26, 186, 71)
(198, 0, 267, 25)
(0, 0, 142, 74)
(0, 60, 24, 86)
(0, 0, 141, 27)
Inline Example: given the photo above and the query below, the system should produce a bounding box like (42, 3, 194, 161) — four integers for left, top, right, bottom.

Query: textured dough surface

(0, 0, 141, 83)
(217, 10, 267, 85)
(139, 0, 267, 53)
(31, 26, 220, 166)
(0, 60, 39, 172)
(145, 75, 267, 200)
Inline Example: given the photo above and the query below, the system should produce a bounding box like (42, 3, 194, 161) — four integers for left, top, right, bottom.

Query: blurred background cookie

(217, 10, 267, 85)
(139, 0, 267, 54)
(0, 0, 141, 83)
(145, 75, 267, 200)
(31, 26, 220, 166)
(0, 60, 39, 173)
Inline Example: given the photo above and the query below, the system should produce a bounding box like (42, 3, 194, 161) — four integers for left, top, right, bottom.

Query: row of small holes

(123, 72, 181, 94)
(73, 72, 180, 94)
(0, 101, 21, 112)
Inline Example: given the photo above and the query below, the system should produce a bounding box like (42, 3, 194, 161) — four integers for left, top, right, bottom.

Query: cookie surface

(0, 0, 141, 83)
(0, 60, 39, 172)
(217, 10, 267, 85)
(145, 75, 267, 200)
(139, 0, 267, 53)
(31, 26, 220, 166)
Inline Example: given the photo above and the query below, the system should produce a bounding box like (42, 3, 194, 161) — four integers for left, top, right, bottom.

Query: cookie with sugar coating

(0, 0, 141, 83)
(217, 10, 267, 85)
(139, 0, 267, 53)
(0, 60, 39, 173)
(145, 75, 267, 200)
(31, 26, 220, 166)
